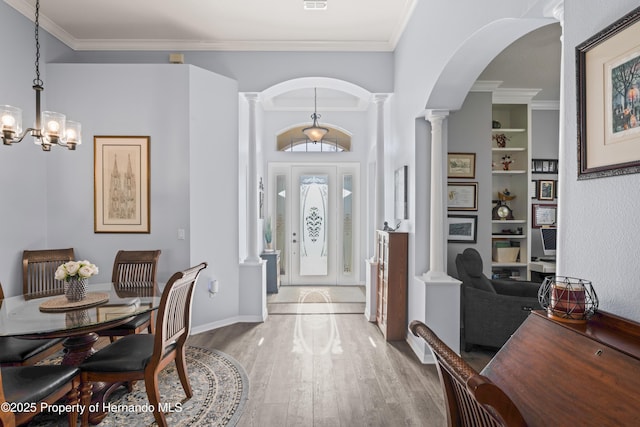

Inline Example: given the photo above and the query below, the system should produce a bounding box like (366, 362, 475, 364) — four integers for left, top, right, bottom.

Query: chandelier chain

(33, 0, 43, 87)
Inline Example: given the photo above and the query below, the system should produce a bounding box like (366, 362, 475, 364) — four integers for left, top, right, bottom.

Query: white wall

(188, 66, 240, 325)
(561, 0, 640, 321)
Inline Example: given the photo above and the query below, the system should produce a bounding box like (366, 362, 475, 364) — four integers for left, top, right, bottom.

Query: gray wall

(561, 0, 640, 321)
(446, 92, 493, 278)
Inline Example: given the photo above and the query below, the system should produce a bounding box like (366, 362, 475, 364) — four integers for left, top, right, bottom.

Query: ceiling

(6, 0, 417, 51)
(5, 0, 560, 106)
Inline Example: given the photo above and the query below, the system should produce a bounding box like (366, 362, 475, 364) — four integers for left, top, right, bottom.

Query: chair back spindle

(111, 250, 161, 286)
(22, 248, 75, 299)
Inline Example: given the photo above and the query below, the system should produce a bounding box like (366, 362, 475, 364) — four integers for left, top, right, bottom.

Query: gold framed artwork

(447, 152, 476, 179)
(94, 136, 150, 233)
(577, 6, 640, 179)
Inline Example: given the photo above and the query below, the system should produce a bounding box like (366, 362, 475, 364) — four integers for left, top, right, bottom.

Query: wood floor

(188, 312, 494, 427)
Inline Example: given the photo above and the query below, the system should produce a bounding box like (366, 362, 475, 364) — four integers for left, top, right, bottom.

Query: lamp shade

(0, 105, 23, 137)
(65, 120, 82, 146)
(40, 110, 66, 144)
(303, 120, 328, 142)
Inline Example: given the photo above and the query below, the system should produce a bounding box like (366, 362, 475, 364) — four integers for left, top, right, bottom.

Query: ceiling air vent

(303, 1, 328, 11)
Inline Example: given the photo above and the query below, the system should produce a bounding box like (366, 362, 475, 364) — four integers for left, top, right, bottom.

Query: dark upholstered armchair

(456, 248, 541, 351)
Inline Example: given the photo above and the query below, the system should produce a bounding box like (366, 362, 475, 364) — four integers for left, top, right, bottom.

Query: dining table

(0, 281, 164, 424)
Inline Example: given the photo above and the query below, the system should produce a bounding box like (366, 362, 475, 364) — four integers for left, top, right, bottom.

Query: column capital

(372, 94, 391, 104)
(424, 109, 450, 123)
(544, 0, 564, 24)
(243, 93, 260, 103)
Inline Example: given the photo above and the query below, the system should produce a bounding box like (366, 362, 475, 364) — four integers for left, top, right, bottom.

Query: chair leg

(175, 345, 193, 399)
(145, 371, 167, 427)
(66, 382, 80, 427)
(148, 312, 155, 334)
(79, 380, 93, 427)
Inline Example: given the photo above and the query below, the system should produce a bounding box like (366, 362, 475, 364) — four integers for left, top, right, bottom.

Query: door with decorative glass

(270, 163, 358, 286)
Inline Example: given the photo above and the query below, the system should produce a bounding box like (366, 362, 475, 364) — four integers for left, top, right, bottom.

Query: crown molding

(531, 100, 560, 110)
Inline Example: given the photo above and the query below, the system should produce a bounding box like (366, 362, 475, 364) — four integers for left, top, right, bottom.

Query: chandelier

(0, 0, 81, 151)
(302, 88, 328, 143)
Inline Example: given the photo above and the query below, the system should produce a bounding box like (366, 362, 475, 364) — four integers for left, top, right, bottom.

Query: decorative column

(364, 94, 389, 322)
(411, 109, 461, 359)
(244, 93, 261, 263)
(424, 110, 449, 280)
(374, 94, 389, 231)
(239, 93, 267, 322)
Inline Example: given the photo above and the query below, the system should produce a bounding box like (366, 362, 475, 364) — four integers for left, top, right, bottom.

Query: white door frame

(268, 162, 360, 286)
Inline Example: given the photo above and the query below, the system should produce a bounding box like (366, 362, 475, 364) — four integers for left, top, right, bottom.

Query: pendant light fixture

(0, 0, 81, 151)
(302, 88, 328, 143)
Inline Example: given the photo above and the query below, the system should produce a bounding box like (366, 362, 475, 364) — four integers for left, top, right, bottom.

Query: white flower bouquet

(55, 260, 99, 281)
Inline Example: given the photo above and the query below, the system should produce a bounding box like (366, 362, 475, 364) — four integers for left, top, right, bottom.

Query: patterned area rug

(30, 346, 248, 427)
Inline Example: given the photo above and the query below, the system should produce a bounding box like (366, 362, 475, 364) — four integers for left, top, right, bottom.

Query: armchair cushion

(2, 365, 79, 403)
(456, 248, 542, 350)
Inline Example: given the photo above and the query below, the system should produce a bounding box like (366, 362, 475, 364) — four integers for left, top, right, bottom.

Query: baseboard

(190, 314, 267, 336)
(406, 331, 435, 364)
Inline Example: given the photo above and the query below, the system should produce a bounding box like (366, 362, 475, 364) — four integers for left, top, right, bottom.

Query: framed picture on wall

(447, 152, 476, 178)
(447, 215, 477, 243)
(94, 136, 150, 233)
(538, 180, 555, 201)
(577, 6, 640, 179)
(447, 182, 478, 211)
(532, 204, 557, 228)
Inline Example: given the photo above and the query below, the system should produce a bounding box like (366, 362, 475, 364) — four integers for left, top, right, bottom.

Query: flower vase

(65, 278, 87, 302)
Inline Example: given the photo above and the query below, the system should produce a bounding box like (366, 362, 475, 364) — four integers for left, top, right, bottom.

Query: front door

(270, 163, 359, 286)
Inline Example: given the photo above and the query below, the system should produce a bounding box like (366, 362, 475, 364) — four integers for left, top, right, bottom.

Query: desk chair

(98, 250, 161, 342)
(0, 283, 63, 367)
(80, 262, 207, 427)
(410, 321, 526, 427)
(0, 365, 81, 427)
(22, 248, 75, 300)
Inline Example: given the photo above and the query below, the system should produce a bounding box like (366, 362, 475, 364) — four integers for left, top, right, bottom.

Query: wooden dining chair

(0, 283, 63, 367)
(79, 262, 207, 427)
(409, 320, 527, 427)
(0, 365, 81, 427)
(98, 250, 161, 342)
(22, 248, 75, 300)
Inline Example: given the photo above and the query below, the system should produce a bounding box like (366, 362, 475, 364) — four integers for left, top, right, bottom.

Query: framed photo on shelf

(532, 204, 557, 228)
(577, 7, 640, 179)
(94, 136, 150, 233)
(447, 152, 476, 178)
(447, 182, 478, 211)
(538, 180, 555, 201)
(447, 215, 477, 243)
(532, 158, 558, 174)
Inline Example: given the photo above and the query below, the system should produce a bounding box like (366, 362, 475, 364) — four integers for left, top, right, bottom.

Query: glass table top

(0, 282, 163, 338)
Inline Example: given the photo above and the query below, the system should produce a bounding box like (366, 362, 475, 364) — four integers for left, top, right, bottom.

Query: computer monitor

(540, 227, 557, 257)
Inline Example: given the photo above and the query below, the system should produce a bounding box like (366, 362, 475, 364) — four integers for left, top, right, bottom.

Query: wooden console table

(481, 310, 640, 426)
